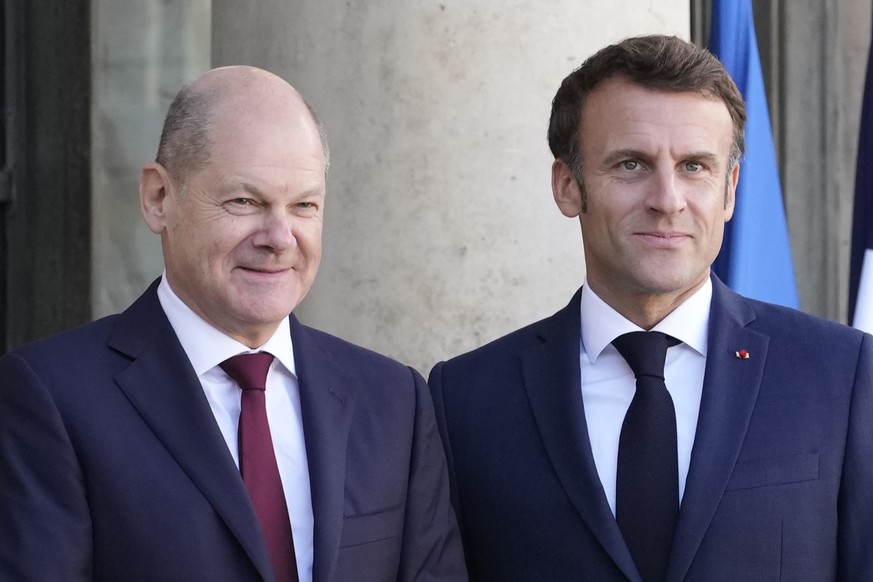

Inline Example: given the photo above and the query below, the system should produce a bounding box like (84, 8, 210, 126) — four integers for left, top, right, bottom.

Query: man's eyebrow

(218, 181, 325, 199)
(218, 181, 266, 197)
(600, 149, 722, 165)
(601, 149, 651, 165)
(682, 151, 720, 163)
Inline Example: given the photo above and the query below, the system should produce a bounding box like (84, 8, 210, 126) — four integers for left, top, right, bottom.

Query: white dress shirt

(579, 278, 711, 515)
(157, 275, 314, 582)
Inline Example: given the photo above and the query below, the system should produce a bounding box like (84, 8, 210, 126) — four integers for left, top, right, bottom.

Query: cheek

(208, 221, 256, 256)
(701, 213, 728, 252)
(585, 205, 630, 239)
(711, 198, 731, 228)
(300, 225, 323, 255)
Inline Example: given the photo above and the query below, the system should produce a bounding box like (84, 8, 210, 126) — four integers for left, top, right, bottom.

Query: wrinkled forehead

(579, 79, 735, 157)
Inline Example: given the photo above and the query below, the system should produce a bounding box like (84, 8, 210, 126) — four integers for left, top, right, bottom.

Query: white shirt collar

(156, 273, 297, 378)
(580, 276, 712, 363)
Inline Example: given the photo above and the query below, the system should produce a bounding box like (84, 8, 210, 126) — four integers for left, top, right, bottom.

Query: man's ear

(552, 159, 585, 218)
(139, 162, 176, 234)
(724, 162, 739, 221)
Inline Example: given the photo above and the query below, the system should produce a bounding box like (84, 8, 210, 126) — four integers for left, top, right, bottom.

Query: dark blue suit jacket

(0, 281, 466, 582)
(429, 276, 873, 581)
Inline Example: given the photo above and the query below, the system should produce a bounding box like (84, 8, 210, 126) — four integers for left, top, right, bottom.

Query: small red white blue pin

(735, 349, 750, 359)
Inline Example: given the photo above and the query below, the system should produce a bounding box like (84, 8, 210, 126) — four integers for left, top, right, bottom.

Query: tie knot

(220, 352, 275, 392)
(612, 331, 677, 380)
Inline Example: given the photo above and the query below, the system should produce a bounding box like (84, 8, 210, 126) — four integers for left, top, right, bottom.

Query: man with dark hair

(0, 66, 466, 582)
(429, 35, 873, 581)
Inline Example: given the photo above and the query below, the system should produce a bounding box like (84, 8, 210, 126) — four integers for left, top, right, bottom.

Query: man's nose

(253, 210, 296, 252)
(648, 168, 687, 214)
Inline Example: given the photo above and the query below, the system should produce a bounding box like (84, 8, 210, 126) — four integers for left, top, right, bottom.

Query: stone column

(92, 0, 211, 317)
(211, 0, 689, 373)
(769, 0, 872, 322)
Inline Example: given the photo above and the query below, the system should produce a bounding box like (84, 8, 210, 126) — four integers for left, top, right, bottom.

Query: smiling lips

(636, 231, 691, 248)
(238, 265, 293, 275)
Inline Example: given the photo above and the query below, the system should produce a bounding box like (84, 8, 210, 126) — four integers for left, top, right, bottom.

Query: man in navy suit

(0, 66, 466, 581)
(429, 35, 873, 581)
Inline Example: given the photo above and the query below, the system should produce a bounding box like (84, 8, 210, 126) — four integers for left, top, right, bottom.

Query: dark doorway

(2, 0, 92, 353)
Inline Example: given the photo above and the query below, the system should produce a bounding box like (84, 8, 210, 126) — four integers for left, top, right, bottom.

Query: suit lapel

(665, 277, 769, 582)
(290, 317, 356, 582)
(108, 282, 275, 581)
(522, 289, 641, 581)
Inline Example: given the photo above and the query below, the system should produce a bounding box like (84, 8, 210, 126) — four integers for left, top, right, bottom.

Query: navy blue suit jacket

(0, 281, 466, 581)
(429, 276, 873, 581)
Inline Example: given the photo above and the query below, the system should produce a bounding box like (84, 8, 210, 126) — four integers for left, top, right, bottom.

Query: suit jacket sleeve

(397, 367, 467, 582)
(838, 332, 873, 577)
(0, 352, 92, 581)
(427, 362, 474, 573)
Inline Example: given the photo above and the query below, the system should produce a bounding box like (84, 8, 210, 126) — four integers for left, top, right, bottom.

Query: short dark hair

(548, 34, 746, 180)
(155, 83, 331, 185)
(155, 85, 213, 185)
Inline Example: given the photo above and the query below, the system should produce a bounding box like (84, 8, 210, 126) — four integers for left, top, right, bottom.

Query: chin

(235, 300, 297, 326)
(634, 275, 691, 296)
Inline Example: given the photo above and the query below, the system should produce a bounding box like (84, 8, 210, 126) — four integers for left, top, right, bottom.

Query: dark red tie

(221, 353, 298, 582)
(612, 332, 680, 582)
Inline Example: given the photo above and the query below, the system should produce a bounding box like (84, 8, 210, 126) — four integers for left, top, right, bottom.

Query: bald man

(0, 67, 466, 582)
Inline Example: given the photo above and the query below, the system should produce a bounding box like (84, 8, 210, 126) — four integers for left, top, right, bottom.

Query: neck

(586, 276, 708, 330)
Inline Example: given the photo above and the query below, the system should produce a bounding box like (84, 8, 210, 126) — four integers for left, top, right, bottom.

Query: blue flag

(850, 15, 873, 334)
(709, 0, 800, 308)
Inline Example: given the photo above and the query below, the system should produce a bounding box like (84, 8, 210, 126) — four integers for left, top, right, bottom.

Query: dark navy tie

(612, 331, 680, 582)
(221, 353, 298, 582)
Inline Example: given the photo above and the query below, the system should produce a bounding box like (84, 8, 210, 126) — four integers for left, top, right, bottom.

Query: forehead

(579, 77, 734, 157)
(206, 99, 326, 176)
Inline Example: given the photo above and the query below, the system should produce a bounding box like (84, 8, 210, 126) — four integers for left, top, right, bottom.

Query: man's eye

(620, 160, 640, 171)
(231, 198, 254, 206)
(685, 162, 703, 172)
(294, 201, 321, 214)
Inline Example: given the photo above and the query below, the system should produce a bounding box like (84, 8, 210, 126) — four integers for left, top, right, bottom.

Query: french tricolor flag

(851, 16, 873, 335)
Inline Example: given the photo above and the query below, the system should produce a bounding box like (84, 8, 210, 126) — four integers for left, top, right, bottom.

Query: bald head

(155, 65, 329, 186)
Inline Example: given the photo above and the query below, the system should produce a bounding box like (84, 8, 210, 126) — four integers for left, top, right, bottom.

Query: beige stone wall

(91, 0, 211, 318)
